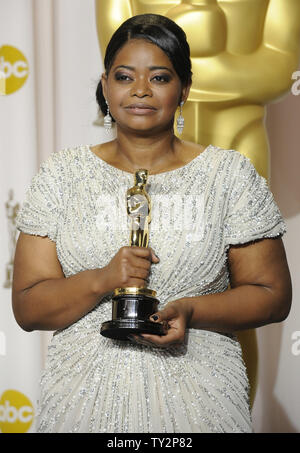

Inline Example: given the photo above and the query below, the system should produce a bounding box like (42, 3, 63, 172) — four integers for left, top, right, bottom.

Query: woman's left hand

(128, 298, 193, 348)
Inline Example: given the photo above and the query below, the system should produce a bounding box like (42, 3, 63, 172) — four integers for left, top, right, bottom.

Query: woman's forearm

(185, 284, 291, 333)
(13, 267, 110, 332)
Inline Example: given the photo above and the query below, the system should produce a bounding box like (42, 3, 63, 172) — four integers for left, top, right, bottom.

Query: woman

(13, 14, 292, 433)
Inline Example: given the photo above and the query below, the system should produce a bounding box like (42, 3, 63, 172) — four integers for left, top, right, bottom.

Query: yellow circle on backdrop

(0, 45, 29, 96)
(0, 390, 34, 433)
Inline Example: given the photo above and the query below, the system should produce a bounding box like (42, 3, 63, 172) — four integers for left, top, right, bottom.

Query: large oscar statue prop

(95, 0, 300, 407)
(100, 169, 165, 340)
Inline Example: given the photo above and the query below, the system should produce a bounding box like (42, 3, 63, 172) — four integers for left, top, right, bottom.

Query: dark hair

(96, 14, 192, 120)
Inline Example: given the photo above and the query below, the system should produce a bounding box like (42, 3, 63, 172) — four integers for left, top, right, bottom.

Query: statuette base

(100, 290, 165, 340)
(101, 318, 165, 340)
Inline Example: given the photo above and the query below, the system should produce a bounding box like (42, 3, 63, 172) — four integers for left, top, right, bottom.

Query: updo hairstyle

(96, 14, 192, 121)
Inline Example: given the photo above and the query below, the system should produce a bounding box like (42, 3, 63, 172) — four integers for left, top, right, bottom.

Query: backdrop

(0, 0, 299, 433)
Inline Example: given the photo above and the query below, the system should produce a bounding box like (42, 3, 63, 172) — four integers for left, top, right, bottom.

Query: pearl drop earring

(176, 101, 184, 135)
(104, 100, 112, 132)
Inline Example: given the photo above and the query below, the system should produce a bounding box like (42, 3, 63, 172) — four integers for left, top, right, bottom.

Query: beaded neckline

(86, 144, 212, 178)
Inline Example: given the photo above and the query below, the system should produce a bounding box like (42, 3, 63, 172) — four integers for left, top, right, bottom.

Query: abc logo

(0, 390, 34, 433)
(0, 45, 29, 96)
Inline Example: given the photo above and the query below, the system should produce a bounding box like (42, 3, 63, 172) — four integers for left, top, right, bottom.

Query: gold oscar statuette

(3, 189, 19, 289)
(100, 169, 165, 340)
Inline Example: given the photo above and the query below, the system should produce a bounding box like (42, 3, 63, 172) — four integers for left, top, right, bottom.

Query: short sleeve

(16, 152, 65, 242)
(223, 152, 286, 247)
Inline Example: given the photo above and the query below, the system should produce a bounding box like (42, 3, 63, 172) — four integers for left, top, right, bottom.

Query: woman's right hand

(103, 246, 160, 292)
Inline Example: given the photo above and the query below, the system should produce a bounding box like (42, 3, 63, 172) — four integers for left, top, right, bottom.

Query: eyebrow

(113, 65, 174, 73)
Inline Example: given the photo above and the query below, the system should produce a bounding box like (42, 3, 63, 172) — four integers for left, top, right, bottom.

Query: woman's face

(101, 39, 190, 134)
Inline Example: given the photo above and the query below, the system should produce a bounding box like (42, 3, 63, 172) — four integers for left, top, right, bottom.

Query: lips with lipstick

(124, 103, 157, 115)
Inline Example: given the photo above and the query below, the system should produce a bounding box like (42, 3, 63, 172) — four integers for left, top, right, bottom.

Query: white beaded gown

(16, 144, 286, 433)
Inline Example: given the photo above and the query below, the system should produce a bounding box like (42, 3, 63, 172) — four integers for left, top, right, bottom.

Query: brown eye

(152, 75, 170, 83)
(115, 73, 132, 81)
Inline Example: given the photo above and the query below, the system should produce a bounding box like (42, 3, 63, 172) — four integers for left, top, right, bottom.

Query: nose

(130, 76, 152, 98)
